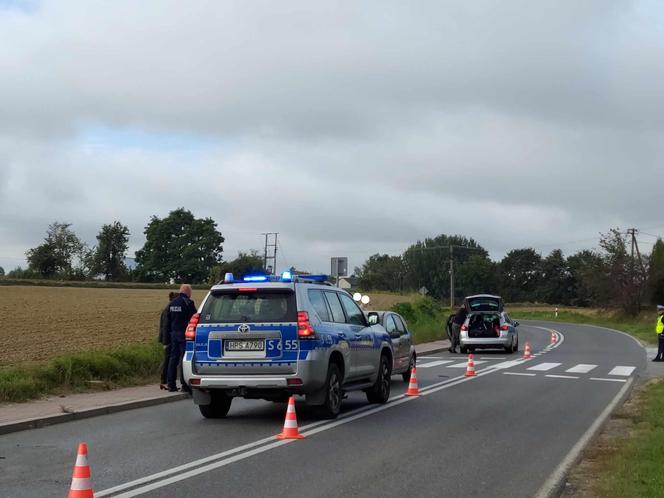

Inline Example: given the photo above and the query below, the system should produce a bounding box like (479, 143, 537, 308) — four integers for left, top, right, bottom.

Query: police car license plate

(225, 339, 265, 352)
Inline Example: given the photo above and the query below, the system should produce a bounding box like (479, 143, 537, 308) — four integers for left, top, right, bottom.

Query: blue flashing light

(281, 271, 293, 282)
(243, 275, 268, 282)
(224, 272, 235, 283)
(302, 274, 329, 282)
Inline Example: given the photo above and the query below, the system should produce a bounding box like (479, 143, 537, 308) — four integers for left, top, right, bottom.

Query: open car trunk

(467, 313, 501, 339)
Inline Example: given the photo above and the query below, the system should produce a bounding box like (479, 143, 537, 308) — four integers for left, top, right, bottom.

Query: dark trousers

(167, 340, 186, 389)
(657, 334, 664, 360)
(160, 344, 171, 384)
(450, 323, 461, 352)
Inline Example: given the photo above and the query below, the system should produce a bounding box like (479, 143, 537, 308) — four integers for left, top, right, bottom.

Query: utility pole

(449, 245, 455, 309)
(627, 228, 646, 312)
(262, 232, 278, 275)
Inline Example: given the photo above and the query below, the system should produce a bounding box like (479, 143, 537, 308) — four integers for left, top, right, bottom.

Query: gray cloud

(1, 0, 663, 274)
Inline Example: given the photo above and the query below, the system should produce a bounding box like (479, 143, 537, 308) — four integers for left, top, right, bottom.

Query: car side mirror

(367, 312, 379, 325)
(514, 321, 520, 327)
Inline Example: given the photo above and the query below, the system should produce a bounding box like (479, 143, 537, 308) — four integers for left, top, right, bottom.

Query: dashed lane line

(546, 374, 579, 380)
(503, 372, 537, 377)
(590, 377, 628, 383)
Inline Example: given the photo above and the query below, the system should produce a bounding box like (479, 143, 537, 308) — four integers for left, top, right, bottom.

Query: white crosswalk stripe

(418, 360, 454, 368)
(566, 364, 598, 374)
(608, 366, 636, 377)
(527, 362, 562, 372)
(448, 360, 487, 368)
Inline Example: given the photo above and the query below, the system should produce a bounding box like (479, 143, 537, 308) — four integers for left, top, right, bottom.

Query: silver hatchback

(458, 295, 519, 354)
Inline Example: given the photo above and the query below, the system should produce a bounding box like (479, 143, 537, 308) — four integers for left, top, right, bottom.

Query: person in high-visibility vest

(654, 305, 664, 362)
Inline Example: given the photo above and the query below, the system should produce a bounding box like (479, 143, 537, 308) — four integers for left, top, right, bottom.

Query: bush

(391, 297, 449, 344)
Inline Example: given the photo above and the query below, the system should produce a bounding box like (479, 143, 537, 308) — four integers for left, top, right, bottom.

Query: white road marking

(98, 325, 567, 497)
(492, 360, 524, 369)
(608, 366, 636, 377)
(447, 360, 487, 368)
(535, 378, 634, 498)
(527, 362, 562, 372)
(418, 356, 444, 360)
(590, 377, 628, 383)
(481, 357, 506, 360)
(566, 364, 597, 374)
(418, 360, 454, 368)
(546, 374, 579, 380)
(503, 372, 537, 377)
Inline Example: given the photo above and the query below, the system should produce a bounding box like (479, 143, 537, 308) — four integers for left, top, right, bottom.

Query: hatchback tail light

(185, 313, 200, 340)
(461, 324, 468, 331)
(500, 325, 509, 331)
(297, 311, 315, 338)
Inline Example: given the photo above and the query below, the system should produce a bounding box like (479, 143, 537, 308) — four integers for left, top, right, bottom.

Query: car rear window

(200, 290, 297, 323)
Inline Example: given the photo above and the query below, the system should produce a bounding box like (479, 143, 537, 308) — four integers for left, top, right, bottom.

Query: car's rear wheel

(318, 363, 343, 419)
(366, 354, 391, 404)
(402, 355, 415, 382)
(505, 338, 515, 354)
(199, 390, 232, 419)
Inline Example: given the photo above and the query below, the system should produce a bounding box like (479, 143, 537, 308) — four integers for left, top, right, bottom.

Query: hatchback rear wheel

(366, 354, 391, 404)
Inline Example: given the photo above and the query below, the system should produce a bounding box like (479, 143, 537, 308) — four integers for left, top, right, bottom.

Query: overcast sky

(1, 0, 664, 274)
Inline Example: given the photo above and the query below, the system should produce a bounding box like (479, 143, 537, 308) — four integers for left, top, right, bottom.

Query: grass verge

(0, 343, 162, 403)
(510, 309, 656, 345)
(390, 298, 450, 344)
(564, 379, 664, 498)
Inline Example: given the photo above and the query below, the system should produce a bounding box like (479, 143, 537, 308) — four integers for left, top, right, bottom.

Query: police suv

(182, 273, 394, 419)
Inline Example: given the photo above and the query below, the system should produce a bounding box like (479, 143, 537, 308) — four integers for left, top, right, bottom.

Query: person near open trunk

(450, 305, 467, 353)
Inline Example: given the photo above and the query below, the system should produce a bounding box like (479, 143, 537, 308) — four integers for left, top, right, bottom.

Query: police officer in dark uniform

(158, 291, 177, 390)
(166, 284, 197, 392)
(449, 304, 468, 353)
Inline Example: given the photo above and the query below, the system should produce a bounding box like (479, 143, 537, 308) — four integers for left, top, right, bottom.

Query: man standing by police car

(166, 284, 197, 392)
(653, 305, 664, 362)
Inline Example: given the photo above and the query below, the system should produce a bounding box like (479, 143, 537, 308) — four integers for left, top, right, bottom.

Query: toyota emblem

(238, 324, 250, 334)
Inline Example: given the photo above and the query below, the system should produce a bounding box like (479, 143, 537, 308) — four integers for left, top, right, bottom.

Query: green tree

(497, 248, 542, 302)
(355, 254, 404, 292)
(26, 222, 84, 278)
(208, 251, 265, 283)
(567, 250, 604, 307)
(0, 266, 4, 277)
(135, 208, 224, 283)
(402, 234, 488, 299)
(91, 221, 130, 281)
(648, 238, 664, 305)
(455, 254, 498, 297)
(539, 249, 575, 305)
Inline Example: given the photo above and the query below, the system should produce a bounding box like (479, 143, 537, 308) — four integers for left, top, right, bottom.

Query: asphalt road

(0, 322, 646, 498)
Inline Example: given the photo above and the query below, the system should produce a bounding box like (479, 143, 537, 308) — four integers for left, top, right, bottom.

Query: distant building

(338, 276, 358, 290)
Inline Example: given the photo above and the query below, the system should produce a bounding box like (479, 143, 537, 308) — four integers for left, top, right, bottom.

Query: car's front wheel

(366, 354, 391, 404)
(199, 390, 232, 419)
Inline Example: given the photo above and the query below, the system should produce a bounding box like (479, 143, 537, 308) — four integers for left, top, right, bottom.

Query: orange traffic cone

(405, 367, 420, 396)
(276, 396, 304, 440)
(523, 342, 533, 360)
(464, 354, 477, 377)
(550, 331, 557, 345)
(68, 442, 94, 498)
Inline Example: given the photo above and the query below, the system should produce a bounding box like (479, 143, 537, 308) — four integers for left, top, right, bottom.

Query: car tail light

(189, 378, 201, 386)
(461, 324, 468, 331)
(238, 287, 257, 292)
(287, 378, 303, 386)
(297, 311, 315, 338)
(500, 325, 509, 331)
(185, 313, 200, 340)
